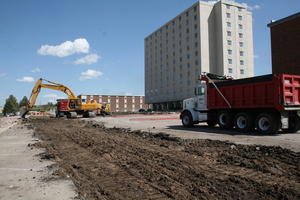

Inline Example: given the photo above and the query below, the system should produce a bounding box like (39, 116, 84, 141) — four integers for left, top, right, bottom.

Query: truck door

(195, 85, 207, 110)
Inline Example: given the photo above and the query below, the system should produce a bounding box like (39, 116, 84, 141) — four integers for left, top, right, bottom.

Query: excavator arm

(20, 78, 79, 118)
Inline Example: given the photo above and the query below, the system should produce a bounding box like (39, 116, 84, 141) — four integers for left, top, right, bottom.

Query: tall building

(268, 12, 300, 75)
(144, 0, 254, 110)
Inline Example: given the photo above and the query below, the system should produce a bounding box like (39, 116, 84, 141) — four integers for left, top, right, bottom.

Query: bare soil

(23, 117, 300, 200)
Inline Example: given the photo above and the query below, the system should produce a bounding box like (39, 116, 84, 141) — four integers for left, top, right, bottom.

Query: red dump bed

(206, 74, 300, 111)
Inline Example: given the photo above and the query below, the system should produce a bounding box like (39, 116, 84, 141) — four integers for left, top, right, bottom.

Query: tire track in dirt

(24, 117, 300, 200)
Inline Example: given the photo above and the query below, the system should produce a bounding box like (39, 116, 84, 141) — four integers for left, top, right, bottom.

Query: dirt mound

(24, 117, 300, 199)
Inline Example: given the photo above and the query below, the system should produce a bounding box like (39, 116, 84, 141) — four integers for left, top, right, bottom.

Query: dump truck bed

(207, 74, 300, 111)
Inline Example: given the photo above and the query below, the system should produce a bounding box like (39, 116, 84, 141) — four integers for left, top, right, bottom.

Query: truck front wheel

(255, 112, 280, 134)
(217, 110, 234, 129)
(234, 112, 255, 132)
(181, 111, 194, 128)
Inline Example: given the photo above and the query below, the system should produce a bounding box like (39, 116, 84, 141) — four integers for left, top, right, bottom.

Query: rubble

(0, 116, 21, 128)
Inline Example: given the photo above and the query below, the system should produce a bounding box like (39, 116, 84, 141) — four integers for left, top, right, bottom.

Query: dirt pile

(24, 117, 300, 200)
(0, 116, 20, 128)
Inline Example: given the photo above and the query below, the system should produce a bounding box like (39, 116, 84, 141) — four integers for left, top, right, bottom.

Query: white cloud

(31, 67, 41, 72)
(0, 73, 6, 77)
(37, 38, 90, 57)
(244, 4, 260, 10)
(43, 94, 66, 99)
(73, 54, 101, 65)
(43, 94, 58, 98)
(79, 69, 103, 81)
(254, 55, 259, 59)
(16, 77, 35, 82)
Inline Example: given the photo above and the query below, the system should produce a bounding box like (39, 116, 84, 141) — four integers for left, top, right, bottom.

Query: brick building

(77, 95, 148, 112)
(268, 12, 300, 75)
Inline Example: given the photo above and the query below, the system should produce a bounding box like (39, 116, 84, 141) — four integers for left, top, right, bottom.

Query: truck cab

(181, 83, 210, 127)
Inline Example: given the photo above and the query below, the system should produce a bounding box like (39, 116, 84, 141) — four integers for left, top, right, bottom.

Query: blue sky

(0, 0, 299, 106)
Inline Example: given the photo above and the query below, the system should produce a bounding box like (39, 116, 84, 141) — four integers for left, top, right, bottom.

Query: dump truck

(56, 99, 110, 117)
(20, 78, 110, 118)
(180, 72, 300, 134)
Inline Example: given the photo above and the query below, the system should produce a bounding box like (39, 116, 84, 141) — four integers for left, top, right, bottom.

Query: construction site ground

(0, 113, 300, 199)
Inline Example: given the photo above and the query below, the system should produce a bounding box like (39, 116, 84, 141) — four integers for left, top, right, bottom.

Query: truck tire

(217, 110, 234, 129)
(58, 112, 64, 117)
(282, 115, 300, 133)
(67, 112, 77, 119)
(207, 120, 217, 127)
(234, 112, 255, 132)
(255, 112, 280, 134)
(181, 111, 194, 128)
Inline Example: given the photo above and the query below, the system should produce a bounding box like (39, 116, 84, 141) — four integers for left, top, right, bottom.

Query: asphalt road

(89, 112, 300, 152)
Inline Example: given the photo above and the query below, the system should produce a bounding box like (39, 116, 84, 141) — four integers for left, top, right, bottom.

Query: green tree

(19, 96, 29, 107)
(3, 95, 19, 115)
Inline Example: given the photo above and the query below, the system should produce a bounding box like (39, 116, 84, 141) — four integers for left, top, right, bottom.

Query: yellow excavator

(20, 78, 110, 118)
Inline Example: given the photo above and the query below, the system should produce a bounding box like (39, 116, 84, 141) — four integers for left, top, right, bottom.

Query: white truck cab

(181, 83, 210, 127)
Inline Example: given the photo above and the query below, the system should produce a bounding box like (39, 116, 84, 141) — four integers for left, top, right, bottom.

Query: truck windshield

(195, 87, 205, 95)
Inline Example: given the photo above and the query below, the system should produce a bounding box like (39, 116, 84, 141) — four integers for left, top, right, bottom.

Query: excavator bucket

(19, 106, 29, 118)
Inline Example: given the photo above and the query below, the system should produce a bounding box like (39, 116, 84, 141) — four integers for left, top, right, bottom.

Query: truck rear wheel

(282, 115, 300, 133)
(217, 110, 234, 129)
(234, 112, 255, 132)
(181, 111, 194, 128)
(255, 112, 280, 134)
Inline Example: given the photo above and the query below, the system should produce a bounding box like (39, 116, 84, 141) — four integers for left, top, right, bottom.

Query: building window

(239, 42, 244, 47)
(240, 51, 244, 56)
(194, 24, 197, 29)
(186, 28, 189, 33)
(227, 22, 231, 27)
(239, 33, 243, 38)
(186, 20, 189, 25)
(187, 45, 190, 51)
(186, 11, 189, 17)
(228, 68, 233, 73)
(226, 5, 230, 9)
(194, 33, 198, 38)
(239, 24, 243, 29)
(194, 6, 197, 12)
(228, 49, 232, 55)
(228, 59, 233, 64)
(194, 15, 197, 20)
(195, 51, 198, 56)
(227, 31, 231, 36)
(238, 15, 242, 21)
(240, 69, 244, 74)
(240, 60, 244, 65)
(227, 40, 232, 45)
(195, 42, 198, 47)
(238, 7, 242, 12)
(227, 13, 231, 18)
